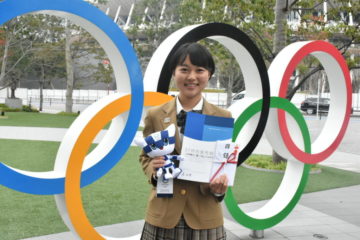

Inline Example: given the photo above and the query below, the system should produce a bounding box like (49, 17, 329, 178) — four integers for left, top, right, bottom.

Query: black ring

(155, 22, 270, 166)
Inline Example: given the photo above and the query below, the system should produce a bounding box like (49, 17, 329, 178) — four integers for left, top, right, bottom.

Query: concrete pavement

(0, 126, 143, 145)
(22, 185, 360, 240)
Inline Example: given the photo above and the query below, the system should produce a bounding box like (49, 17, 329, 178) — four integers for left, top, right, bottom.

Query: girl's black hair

(169, 42, 215, 77)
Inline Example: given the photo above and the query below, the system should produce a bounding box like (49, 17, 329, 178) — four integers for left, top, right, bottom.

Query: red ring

(278, 41, 352, 164)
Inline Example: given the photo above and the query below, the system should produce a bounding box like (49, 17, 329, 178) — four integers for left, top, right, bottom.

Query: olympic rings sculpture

(0, 0, 352, 239)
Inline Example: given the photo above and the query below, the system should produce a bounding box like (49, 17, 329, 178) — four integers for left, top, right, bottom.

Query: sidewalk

(0, 126, 143, 145)
(23, 185, 360, 240)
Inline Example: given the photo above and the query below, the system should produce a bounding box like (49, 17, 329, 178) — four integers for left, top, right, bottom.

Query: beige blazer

(139, 98, 232, 229)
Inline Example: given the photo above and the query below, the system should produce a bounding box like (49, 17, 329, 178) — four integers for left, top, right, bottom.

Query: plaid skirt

(140, 217, 226, 240)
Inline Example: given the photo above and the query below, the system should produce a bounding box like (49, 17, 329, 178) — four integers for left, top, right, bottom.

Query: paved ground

(22, 185, 360, 240)
(1, 116, 359, 239)
(0, 126, 143, 145)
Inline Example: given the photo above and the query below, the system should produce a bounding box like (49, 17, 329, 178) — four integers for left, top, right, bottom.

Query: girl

(139, 42, 231, 240)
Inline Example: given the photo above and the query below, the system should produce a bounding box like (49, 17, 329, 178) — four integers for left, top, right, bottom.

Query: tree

(206, 40, 244, 107)
(64, 21, 75, 113)
(63, 4, 114, 112)
(0, 14, 67, 105)
(0, 0, 112, 112)
(0, 11, 115, 112)
(127, 0, 184, 72)
(273, 0, 290, 55)
(92, 59, 114, 94)
(286, 0, 360, 99)
(29, 41, 66, 111)
(22, 15, 67, 111)
(0, 16, 36, 97)
(271, 0, 293, 164)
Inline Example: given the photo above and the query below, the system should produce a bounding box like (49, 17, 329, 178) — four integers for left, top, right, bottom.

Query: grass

(231, 164, 360, 203)
(246, 154, 320, 172)
(246, 154, 287, 170)
(0, 112, 78, 128)
(0, 112, 144, 130)
(0, 140, 149, 239)
(1, 140, 360, 239)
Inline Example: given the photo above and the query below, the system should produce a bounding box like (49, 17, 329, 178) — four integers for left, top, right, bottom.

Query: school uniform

(139, 97, 231, 240)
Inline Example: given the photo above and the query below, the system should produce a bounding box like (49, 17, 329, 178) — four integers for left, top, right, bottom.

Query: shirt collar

(176, 96, 203, 114)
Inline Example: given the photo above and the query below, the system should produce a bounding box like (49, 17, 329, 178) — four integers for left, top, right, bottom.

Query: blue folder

(184, 112, 234, 141)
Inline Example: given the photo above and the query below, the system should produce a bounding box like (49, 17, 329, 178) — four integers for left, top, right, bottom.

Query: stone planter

(5, 98, 22, 109)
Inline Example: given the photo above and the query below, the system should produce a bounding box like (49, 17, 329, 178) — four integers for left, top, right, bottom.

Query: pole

(316, 75, 320, 119)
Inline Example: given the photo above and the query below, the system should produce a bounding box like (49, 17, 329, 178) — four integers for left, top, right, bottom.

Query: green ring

(225, 97, 311, 229)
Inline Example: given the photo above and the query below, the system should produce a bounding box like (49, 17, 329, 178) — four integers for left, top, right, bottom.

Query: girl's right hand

(150, 156, 165, 172)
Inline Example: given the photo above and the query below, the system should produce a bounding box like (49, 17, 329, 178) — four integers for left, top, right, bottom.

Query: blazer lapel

(202, 99, 216, 116)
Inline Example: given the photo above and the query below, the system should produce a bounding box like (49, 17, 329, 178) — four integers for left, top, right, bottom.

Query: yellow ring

(65, 92, 173, 239)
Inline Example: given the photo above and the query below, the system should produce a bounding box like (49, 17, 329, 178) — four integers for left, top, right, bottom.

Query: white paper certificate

(177, 112, 236, 184)
(178, 137, 216, 182)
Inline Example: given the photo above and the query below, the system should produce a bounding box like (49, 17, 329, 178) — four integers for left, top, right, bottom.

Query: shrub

(0, 104, 38, 112)
(22, 105, 39, 112)
(0, 104, 21, 112)
(246, 154, 320, 172)
(56, 111, 80, 116)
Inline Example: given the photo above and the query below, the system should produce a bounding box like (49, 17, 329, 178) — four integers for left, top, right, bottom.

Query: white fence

(0, 88, 116, 104)
(1, 88, 359, 113)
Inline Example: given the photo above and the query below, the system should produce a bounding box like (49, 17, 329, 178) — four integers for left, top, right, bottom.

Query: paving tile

(275, 217, 323, 227)
(224, 218, 246, 231)
(303, 224, 343, 235)
(260, 229, 288, 239)
(317, 233, 360, 240)
(311, 216, 349, 225)
(286, 235, 319, 240)
(96, 220, 144, 237)
(330, 223, 360, 233)
(272, 225, 315, 237)
(347, 231, 360, 239)
(229, 229, 259, 240)
(340, 216, 360, 226)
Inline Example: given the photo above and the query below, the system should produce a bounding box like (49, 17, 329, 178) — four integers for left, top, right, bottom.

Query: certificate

(178, 112, 237, 185)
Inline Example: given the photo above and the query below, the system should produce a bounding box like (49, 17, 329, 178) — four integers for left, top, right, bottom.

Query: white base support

(249, 229, 264, 239)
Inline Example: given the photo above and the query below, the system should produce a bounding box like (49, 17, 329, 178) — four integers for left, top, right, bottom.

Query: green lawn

(1, 139, 360, 239)
(231, 164, 360, 203)
(0, 112, 78, 128)
(0, 140, 149, 239)
(0, 112, 141, 130)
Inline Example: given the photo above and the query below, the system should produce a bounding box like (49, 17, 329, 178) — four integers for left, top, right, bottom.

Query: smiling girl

(139, 42, 231, 240)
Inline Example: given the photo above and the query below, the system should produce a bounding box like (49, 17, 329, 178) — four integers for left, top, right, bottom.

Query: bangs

(170, 42, 215, 76)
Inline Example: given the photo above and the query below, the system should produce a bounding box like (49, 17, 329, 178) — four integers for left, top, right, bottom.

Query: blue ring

(0, 0, 143, 194)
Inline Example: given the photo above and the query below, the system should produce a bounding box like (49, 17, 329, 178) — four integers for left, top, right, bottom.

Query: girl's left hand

(209, 174, 228, 195)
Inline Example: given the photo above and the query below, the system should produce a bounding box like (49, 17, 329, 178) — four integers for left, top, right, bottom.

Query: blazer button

(180, 189, 186, 195)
